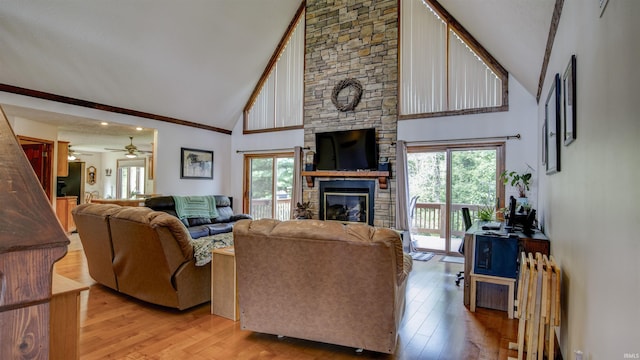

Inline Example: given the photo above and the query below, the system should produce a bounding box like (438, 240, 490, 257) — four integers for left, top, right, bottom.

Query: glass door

(244, 153, 294, 220)
(407, 144, 504, 254)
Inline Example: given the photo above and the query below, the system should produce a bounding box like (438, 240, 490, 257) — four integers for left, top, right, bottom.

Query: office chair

(455, 207, 473, 286)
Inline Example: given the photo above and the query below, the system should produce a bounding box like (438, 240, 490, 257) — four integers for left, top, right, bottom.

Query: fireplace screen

(323, 192, 368, 224)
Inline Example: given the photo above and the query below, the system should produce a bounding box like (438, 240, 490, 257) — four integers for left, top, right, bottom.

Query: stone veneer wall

(304, 0, 398, 227)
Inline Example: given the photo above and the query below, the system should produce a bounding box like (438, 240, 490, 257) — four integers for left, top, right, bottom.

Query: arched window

(244, 3, 305, 133)
(400, 0, 508, 118)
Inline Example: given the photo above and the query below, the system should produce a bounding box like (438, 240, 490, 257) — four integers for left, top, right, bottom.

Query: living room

(1, 0, 638, 359)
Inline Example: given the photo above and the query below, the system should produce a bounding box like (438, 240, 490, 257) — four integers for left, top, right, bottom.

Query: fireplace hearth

(319, 180, 376, 225)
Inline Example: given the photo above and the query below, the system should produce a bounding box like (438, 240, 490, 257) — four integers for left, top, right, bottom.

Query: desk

(463, 222, 549, 312)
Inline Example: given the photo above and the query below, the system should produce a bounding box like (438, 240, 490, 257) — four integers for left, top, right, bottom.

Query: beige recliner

(72, 203, 211, 310)
(233, 218, 413, 354)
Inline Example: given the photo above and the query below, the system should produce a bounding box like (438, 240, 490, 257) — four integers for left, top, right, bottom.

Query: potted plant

(295, 201, 313, 219)
(500, 170, 532, 199)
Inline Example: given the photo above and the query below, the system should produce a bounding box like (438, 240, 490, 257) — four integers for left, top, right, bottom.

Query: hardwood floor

(53, 248, 518, 359)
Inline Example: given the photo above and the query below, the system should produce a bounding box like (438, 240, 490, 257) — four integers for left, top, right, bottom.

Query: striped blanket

(172, 195, 219, 220)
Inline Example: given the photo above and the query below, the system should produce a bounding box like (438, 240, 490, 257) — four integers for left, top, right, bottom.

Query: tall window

(117, 158, 145, 199)
(400, 0, 508, 118)
(244, 3, 305, 133)
(244, 153, 294, 220)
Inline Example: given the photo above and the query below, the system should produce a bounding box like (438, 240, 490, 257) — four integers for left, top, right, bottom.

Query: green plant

(500, 170, 532, 198)
(476, 204, 495, 221)
(295, 201, 313, 219)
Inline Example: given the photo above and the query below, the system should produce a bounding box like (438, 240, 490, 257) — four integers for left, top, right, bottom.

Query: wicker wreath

(331, 78, 363, 112)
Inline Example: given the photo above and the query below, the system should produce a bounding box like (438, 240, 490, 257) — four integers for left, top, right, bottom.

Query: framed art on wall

(180, 147, 213, 179)
(562, 55, 577, 146)
(545, 73, 561, 174)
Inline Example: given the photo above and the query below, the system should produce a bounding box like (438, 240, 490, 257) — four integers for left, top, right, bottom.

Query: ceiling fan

(105, 136, 152, 158)
(67, 145, 93, 161)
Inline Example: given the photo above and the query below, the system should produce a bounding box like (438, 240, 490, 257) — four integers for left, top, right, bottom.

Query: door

(19, 137, 53, 200)
(407, 143, 504, 254)
(244, 153, 294, 220)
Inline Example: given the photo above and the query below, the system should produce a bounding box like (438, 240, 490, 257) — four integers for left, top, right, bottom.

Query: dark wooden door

(20, 142, 52, 200)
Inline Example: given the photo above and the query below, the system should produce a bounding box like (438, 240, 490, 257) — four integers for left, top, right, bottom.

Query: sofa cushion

(213, 206, 234, 223)
(187, 217, 212, 227)
(188, 225, 211, 239)
(205, 223, 233, 235)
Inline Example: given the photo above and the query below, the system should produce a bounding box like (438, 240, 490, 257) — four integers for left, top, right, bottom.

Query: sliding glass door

(244, 153, 294, 220)
(407, 143, 504, 254)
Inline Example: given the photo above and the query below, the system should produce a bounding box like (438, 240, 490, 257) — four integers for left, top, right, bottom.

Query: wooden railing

(411, 202, 481, 238)
(250, 198, 291, 220)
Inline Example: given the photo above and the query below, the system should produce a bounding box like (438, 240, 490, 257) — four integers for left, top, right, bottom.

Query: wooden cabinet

(463, 223, 550, 313)
(57, 140, 69, 177)
(50, 274, 88, 360)
(56, 196, 77, 233)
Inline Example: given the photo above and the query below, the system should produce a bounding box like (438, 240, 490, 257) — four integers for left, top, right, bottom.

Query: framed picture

(545, 73, 561, 175)
(180, 147, 213, 179)
(562, 55, 577, 146)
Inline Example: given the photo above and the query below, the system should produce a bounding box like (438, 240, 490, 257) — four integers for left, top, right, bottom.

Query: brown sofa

(233, 219, 413, 354)
(72, 203, 212, 310)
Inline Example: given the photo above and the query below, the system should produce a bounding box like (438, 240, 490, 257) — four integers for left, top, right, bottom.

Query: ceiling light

(67, 154, 77, 161)
(100, 122, 108, 126)
(125, 153, 137, 158)
(136, 127, 143, 131)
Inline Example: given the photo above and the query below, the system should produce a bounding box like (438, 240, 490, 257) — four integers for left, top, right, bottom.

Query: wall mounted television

(314, 128, 378, 171)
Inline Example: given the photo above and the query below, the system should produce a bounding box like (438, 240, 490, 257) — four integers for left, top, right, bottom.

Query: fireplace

(319, 180, 376, 225)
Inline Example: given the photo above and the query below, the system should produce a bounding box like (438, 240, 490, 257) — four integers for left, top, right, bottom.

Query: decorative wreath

(331, 78, 363, 112)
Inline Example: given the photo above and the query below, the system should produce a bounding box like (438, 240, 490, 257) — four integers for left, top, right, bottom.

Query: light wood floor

(53, 246, 518, 359)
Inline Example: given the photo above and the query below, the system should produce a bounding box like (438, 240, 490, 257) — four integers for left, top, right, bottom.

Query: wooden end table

(211, 246, 238, 321)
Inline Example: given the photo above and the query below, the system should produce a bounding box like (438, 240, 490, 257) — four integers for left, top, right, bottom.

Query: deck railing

(411, 202, 482, 238)
(250, 198, 291, 220)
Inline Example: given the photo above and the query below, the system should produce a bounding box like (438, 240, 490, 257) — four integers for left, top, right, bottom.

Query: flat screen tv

(315, 128, 378, 171)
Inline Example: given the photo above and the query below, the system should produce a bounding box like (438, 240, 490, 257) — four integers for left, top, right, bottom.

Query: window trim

(398, 0, 509, 120)
(243, 1, 306, 134)
(243, 152, 295, 219)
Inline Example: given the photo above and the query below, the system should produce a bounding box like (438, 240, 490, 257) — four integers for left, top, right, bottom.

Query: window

(400, 0, 508, 118)
(117, 158, 145, 199)
(243, 153, 294, 220)
(243, 3, 305, 133)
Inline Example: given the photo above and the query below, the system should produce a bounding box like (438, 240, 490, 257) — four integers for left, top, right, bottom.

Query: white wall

(398, 74, 539, 206)
(1, 92, 232, 200)
(537, 1, 640, 358)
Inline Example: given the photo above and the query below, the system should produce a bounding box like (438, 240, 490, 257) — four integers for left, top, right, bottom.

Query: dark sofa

(145, 195, 251, 239)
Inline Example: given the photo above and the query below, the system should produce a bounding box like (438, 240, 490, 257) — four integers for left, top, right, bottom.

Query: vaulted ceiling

(0, 0, 556, 143)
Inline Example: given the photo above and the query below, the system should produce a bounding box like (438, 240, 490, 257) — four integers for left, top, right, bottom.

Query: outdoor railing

(250, 198, 482, 238)
(411, 202, 481, 238)
(250, 198, 291, 221)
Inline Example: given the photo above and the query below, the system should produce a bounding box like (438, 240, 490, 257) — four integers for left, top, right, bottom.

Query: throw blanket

(173, 195, 218, 220)
(192, 232, 234, 266)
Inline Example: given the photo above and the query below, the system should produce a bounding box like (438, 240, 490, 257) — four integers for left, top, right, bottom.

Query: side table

(51, 273, 89, 360)
(211, 246, 238, 321)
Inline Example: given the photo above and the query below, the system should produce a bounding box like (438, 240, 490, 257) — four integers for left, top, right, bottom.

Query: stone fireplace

(319, 180, 376, 225)
(303, 0, 399, 228)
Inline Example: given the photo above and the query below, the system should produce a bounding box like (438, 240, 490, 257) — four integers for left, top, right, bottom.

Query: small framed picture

(180, 147, 213, 179)
(562, 55, 577, 146)
(545, 74, 561, 175)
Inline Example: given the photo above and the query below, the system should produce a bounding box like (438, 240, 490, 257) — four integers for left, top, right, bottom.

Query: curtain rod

(396, 133, 520, 146)
(236, 146, 310, 154)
